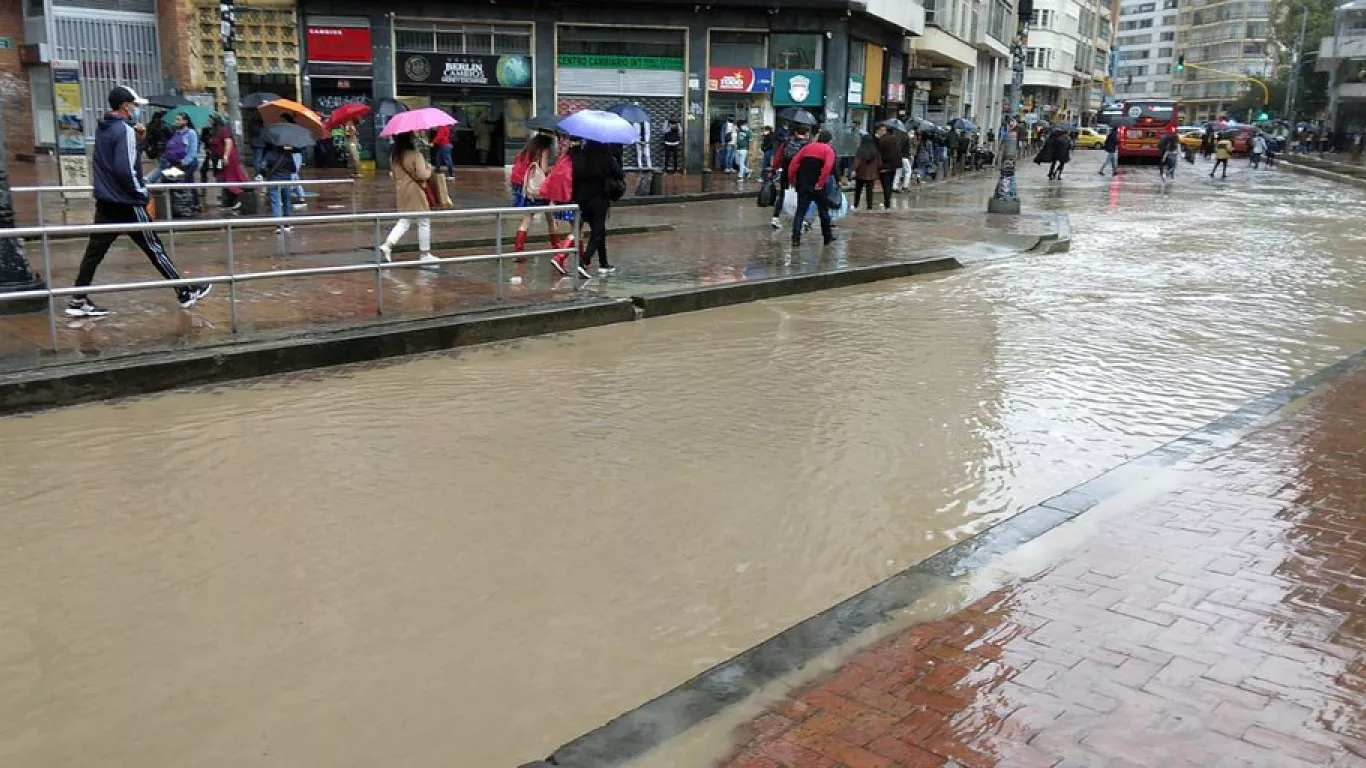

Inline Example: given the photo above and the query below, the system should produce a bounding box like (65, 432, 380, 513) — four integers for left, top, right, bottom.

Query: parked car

(1220, 125, 1259, 154)
(1074, 127, 1106, 149)
(1178, 128, 1205, 152)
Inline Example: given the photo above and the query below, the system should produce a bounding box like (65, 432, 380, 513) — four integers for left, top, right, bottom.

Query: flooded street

(4, 167, 1366, 766)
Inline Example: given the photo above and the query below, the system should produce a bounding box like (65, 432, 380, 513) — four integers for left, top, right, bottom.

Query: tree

(1228, 79, 1288, 119)
(1270, 0, 1335, 118)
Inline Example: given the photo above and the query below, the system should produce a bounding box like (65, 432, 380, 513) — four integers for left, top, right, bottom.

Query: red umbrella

(325, 102, 371, 129)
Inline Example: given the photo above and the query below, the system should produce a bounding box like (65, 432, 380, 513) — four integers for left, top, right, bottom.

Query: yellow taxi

(1178, 128, 1205, 151)
(1074, 127, 1106, 149)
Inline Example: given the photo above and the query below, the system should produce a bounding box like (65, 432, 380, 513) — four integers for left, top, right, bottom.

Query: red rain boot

(513, 229, 528, 263)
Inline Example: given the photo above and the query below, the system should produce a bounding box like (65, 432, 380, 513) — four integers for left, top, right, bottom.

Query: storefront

(393, 21, 534, 166)
(555, 26, 687, 171)
(706, 30, 770, 169)
(305, 18, 374, 164)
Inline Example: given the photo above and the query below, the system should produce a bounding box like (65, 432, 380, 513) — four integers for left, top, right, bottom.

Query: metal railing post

(226, 221, 238, 334)
(374, 216, 384, 316)
(495, 212, 504, 302)
(165, 189, 177, 260)
(572, 206, 583, 289)
(40, 231, 57, 352)
(35, 193, 44, 228)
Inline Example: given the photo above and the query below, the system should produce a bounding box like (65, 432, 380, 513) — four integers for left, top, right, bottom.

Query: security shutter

(558, 69, 685, 98)
(52, 10, 162, 140)
(556, 95, 684, 165)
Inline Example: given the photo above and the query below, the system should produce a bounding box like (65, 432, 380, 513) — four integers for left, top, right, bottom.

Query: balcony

(862, 0, 927, 35)
(1317, 34, 1366, 65)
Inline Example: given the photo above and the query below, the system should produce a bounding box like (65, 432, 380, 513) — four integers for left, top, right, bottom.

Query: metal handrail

(1, 203, 585, 353)
(10, 178, 355, 194)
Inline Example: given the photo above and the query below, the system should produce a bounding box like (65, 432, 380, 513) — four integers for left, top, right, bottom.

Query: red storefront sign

(307, 26, 372, 63)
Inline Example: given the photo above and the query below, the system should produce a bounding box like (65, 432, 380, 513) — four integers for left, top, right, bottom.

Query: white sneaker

(419, 252, 440, 270)
(770, 217, 781, 230)
(378, 243, 392, 263)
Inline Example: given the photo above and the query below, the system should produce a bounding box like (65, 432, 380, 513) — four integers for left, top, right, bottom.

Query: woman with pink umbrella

(376, 108, 455, 265)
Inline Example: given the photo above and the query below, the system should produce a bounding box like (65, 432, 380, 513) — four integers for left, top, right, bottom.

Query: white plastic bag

(782, 187, 848, 220)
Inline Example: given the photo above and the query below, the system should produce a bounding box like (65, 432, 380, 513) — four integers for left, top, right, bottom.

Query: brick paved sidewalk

(717, 366, 1366, 768)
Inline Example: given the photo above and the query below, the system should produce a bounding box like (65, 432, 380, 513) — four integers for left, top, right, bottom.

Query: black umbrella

(524, 113, 562, 133)
(917, 119, 938, 132)
(879, 118, 908, 132)
(606, 103, 650, 124)
(950, 117, 979, 132)
(264, 122, 316, 150)
(240, 92, 281, 109)
(147, 93, 194, 108)
(777, 107, 818, 126)
(374, 97, 410, 118)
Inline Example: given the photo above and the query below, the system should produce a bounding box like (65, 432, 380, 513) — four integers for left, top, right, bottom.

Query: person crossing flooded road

(67, 86, 211, 318)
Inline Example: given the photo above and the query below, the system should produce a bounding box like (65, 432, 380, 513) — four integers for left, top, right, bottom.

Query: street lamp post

(220, 0, 244, 140)
(0, 75, 46, 315)
(989, 23, 1028, 215)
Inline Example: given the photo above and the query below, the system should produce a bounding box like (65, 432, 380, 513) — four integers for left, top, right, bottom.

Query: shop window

(768, 33, 822, 70)
(710, 31, 766, 68)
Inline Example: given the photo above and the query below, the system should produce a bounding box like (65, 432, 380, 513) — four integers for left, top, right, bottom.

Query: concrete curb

(0, 299, 637, 414)
(632, 257, 961, 318)
(1028, 212, 1072, 254)
(1277, 157, 1366, 190)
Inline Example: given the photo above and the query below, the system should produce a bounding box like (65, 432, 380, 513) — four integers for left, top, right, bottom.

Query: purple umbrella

(557, 110, 640, 144)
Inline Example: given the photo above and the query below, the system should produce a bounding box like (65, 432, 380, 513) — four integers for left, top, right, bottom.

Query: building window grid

(395, 24, 531, 55)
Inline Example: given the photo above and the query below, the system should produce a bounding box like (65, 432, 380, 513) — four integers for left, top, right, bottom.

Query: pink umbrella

(379, 107, 456, 137)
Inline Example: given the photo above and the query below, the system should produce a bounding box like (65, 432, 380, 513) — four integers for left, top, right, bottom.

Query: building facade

(1113, 0, 1179, 101)
(1173, 0, 1274, 121)
(1, 0, 934, 167)
(912, 0, 1015, 133)
(1019, 0, 1111, 124)
(1318, 0, 1366, 132)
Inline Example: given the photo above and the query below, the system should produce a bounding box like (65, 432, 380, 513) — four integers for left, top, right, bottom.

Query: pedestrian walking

(1158, 131, 1179, 181)
(1098, 127, 1119, 175)
(789, 130, 837, 247)
(735, 120, 753, 180)
(874, 124, 900, 209)
(769, 126, 811, 229)
(662, 119, 682, 173)
(509, 133, 563, 259)
(259, 140, 298, 234)
(165, 112, 202, 212)
(1210, 135, 1232, 178)
(376, 131, 439, 266)
(200, 114, 224, 186)
(214, 120, 250, 211)
(1250, 133, 1266, 169)
(895, 129, 915, 190)
(852, 133, 880, 211)
(67, 86, 210, 318)
(572, 140, 625, 276)
(1037, 128, 1070, 179)
(761, 126, 776, 172)
(722, 118, 738, 173)
(431, 123, 454, 180)
(1352, 132, 1365, 165)
(344, 120, 362, 176)
(143, 111, 171, 174)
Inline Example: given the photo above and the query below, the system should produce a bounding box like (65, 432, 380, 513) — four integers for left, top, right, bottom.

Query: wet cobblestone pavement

(708, 364, 1366, 768)
(0, 162, 1031, 371)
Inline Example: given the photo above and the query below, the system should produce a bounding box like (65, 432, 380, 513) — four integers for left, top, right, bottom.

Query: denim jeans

(1099, 151, 1118, 174)
(434, 145, 454, 170)
(792, 189, 833, 241)
(269, 186, 291, 218)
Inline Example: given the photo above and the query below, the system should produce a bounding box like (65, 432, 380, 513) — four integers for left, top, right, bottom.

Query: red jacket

(787, 141, 836, 190)
(433, 125, 452, 147)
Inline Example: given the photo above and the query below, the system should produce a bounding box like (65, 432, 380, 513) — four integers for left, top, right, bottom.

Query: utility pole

(220, 0, 244, 140)
(1285, 6, 1308, 119)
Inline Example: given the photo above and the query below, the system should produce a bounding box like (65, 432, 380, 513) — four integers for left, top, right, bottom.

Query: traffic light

(1176, 55, 1185, 73)
(1257, 110, 1269, 120)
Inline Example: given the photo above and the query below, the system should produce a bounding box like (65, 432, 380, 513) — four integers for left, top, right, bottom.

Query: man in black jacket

(1098, 128, 1119, 176)
(67, 86, 210, 318)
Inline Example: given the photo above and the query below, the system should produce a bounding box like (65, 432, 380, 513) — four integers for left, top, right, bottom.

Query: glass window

(1158, 47, 1173, 57)
(1159, 31, 1175, 41)
(768, 33, 822, 70)
(710, 31, 766, 68)
(849, 40, 866, 76)
(559, 25, 685, 58)
(1163, 15, 1177, 25)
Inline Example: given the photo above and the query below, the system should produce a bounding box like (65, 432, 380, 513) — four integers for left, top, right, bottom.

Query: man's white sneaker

(770, 217, 781, 230)
(378, 243, 392, 262)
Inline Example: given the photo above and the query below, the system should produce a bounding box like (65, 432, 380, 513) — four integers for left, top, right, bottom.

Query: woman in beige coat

(378, 131, 437, 264)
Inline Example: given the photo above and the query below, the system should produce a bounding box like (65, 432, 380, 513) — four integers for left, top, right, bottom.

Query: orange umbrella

(257, 99, 328, 139)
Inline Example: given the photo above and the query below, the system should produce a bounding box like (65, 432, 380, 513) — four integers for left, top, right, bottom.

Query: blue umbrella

(605, 102, 650, 124)
(558, 110, 640, 144)
(951, 118, 978, 132)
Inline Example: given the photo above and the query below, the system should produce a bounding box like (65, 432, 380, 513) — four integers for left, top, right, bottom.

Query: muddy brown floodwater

(3, 170, 1365, 766)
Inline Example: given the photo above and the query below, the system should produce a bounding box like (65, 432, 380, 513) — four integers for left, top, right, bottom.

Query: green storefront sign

(772, 70, 824, 107)
(557, 54, 685, 71)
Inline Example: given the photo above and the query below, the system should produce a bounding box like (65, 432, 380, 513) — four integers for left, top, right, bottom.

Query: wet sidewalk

(0, 170, 1053, 372)
(696, 364, 1366, 767)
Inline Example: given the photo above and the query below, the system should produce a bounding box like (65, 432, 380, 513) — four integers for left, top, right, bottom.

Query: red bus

(1117, 99, 1179, 160)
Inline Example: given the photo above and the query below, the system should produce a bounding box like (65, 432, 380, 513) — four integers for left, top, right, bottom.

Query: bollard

(650, 168, 664, 196)
(700, 168, 713, 193)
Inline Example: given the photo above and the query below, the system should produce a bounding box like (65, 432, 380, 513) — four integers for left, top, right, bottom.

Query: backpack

(780, 137, 806, 172)
(164, 131, 188, 164)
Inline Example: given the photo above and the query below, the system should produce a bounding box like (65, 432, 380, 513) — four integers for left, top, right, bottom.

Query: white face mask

(129, 106, 143, 123)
